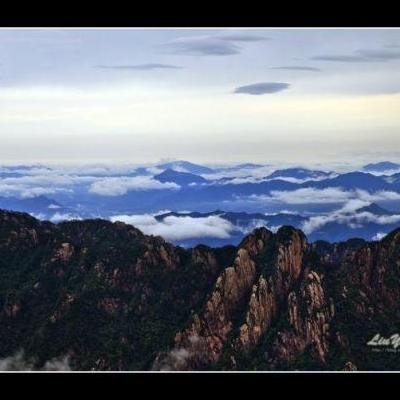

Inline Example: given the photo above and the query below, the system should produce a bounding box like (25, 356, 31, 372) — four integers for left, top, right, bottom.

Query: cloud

(41, 356, 71, 371)
(312, 48, 400, 63)
(312, 55, 370, 62)
(356, 190, 400, 202)
(145, 166, 164, 175)
(301, 199, 400, 234)
(0, 163, 273, 200)
(161, 36, 241, 56)
(234, 82, 290, 95)
(215, 176, 268, 185)
(201, 165, 274, 181)
(95, 63, 183, 70)
(89, 176, 180, 196)
(153, 335, 200, 370)
(50, 212, 82, 223)
(269, 187, 349, 204)
(244, 187, 350, 204)
(0, 172, 94, 198)
(218, 33, 270, 42)
(156, 348, 191, 371)
(270, 66, 321, 72)
(209, 173, 330, 185)
(110, 214, 235, 241)
(265, 175, 337, 184)
(364, 168, 400, 177)
(242, 188, 400, 205)
(360, 49, 400, 61)
(0, 173, 96, 186)
(372, 232, 388, 240)
(0, 182, 70, 199)
(0, 350, 71, 371)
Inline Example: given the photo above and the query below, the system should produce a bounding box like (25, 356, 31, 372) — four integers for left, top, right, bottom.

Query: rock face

(0, 209, 399, 371)
(266, 270, 334, 366)
(237, 227, 306, 351)
(155, 228, 272, 370)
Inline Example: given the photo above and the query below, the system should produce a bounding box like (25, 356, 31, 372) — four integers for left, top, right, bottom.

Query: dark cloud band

(234, 82, 290, 95)
(218, 33, 270, 42)
(271, 66, 321, 72)
(312, 48, 400, 63)
(162, 38, 241, 56)
(96, 63, 183, 70)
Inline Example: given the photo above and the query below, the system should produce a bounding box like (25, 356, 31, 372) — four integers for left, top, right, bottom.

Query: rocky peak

(157, 225, 310, 369)
(239, 227, 273, 256)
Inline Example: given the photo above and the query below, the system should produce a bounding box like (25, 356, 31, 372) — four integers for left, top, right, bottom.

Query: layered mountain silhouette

(154, 168, 208, 186)
(265, 167, 332, 180)
(0, 195, 62, 215)
(153, 204, 400, 246)
(0, 209, 399, 371)
(156, 160, 215, 175)
(2, 161, 400, 245)
(363, 161, 400, 173)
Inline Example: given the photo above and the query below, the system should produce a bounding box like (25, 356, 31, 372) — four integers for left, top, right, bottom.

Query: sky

(1, 28, 400, 165)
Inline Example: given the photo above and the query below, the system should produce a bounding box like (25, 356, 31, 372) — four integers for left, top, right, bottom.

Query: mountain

(388, 172, 400, 184)
(155, 210, 306, 227)
(0, 195, 62, 215)
(266, 168, 332, 181)
(154, 169, 208, 186)
(153, 205, 400, 246)
(148, 171, 397, 212)
(357, 202, 393, 215)
(363, 161, 400, 173)
(306, 172, 390, 191)
(0, 209, 399, 371)
(156, 161, 214, 175)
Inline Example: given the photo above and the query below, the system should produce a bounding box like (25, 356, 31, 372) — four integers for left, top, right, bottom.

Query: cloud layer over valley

(110, 214, 236, 241)
(1, 160, 400, 245)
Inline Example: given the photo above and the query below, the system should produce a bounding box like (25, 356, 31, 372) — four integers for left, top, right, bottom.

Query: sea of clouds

(110, 214, 236, 241)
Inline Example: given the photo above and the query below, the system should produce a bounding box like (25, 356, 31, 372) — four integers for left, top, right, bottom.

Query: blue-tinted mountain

(357, 202, 393, 215)
(0, 195, 62, 214)
(266, 167, 332, 180)
(156, 210, 305, 227)
(154, 169, 208, 186)
(154, 204, 399, 246)
(156, 160, 214, 175)
(363, 161, 400, 172)
(305, 172, 390, 191)
(88, 170, 397, 214)
(387, 172, 400, 184)
(0, 171, 25, 178)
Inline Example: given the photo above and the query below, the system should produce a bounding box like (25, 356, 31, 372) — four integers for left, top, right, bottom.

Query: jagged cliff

(0, 209, 399, 371)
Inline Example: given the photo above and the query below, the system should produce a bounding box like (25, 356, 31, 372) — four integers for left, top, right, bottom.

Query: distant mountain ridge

(2, 160, 400, 245)
(152, 203, 400, 246)
(156, 160, 214, 175)
(266, 167, 333, 181)
(154, 168, 208, 186)
(0, 195, 62, 214)
(363, 161, 400, 172)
